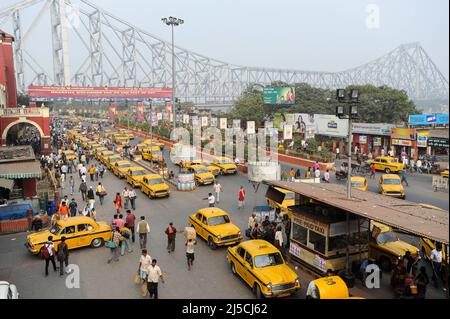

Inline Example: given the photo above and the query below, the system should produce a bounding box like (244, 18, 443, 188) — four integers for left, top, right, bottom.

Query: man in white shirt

(323, 169, 330, 183)
(205, 193, 215, 207)
(247, 213, 257, 231)
(314, 169, 321, 183)
(381, 148, 386, 157)
(138, 249, 152, 282)
(213, 181, 222, 204)
(147, 259, 164, 299)
(274, 225, 284, 249)
(43, 236, 57, 277)
(430, 243, 443, 287)
(80, 165, 87, 177)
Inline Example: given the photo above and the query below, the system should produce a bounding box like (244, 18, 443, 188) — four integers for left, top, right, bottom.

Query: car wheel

(379, 256, 392, 272)
(91, 238, 104, 248)
(208, 237, 217, 250)
(231, 262, 237, 275)
(385, 168, 391, 174)
(254, 284, 263, 299)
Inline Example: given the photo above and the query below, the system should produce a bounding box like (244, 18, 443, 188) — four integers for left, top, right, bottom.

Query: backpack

(41, 244, 50, 259)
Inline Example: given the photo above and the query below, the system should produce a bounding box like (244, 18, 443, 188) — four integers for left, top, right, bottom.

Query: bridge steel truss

(1, 0, 448, 103)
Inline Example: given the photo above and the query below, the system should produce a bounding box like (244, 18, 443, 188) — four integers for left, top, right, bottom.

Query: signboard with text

(409, 114, 449, 126)
(263, 87, 295, 105)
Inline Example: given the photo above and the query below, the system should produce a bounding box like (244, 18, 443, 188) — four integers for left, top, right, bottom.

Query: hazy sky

(1, 0, 449, 78)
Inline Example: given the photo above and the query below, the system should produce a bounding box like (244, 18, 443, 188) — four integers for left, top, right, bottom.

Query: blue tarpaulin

(0, 203, 36, 221)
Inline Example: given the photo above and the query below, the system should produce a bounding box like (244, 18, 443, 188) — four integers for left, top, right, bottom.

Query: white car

(0, 281, 19, 299)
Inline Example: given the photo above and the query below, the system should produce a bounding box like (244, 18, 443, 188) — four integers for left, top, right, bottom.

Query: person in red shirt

(370, 163, 376, 179)
(58, 202, 70, 220)
(125, 209, 136, 243)
(238, 186, 246, 209)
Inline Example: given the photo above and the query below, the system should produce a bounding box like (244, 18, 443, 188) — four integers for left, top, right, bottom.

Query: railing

(0, 107, 49, 117)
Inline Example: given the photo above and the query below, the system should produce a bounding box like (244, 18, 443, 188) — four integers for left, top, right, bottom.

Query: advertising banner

(291, 113, 316, 139)
(220, 118, 228, 129)
(136, 102, 144, 123)
(352, 123, 395, 136)
(428, 138, 449, 148)
(201, 116, 208, 127)
(263, 87, 295, 105)
(284, 125, 293, 140)
(191, 116, 199, 126)
(210, 117, 218, 127)
(409, 114, 449, 126)
(359, 136, 367, 144)
(417, 132, 429, 148)
(183, 114, 190, 125)
(28, 85, 173, 101)
(233, 119, 241, 130)
(391, 128, 416, 140)
(315, 114, 349, 137)
(247, 121, 256, 134)
(374, 137, 382, 146)
(156, 112, 163, 121)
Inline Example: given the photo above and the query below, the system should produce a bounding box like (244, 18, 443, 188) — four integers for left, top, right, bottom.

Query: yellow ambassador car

(63, 150, 77, 161)
(351, 176, 368, 191)
(441, 169, 449, 178)
(25, 216, 112, 255)
(212, 156, 237, 175)
(93, 146, 108, 158)
(141, 174, 170, 199)
(420, 238, 448, 264)
(189, 208, 242, 249)
(379, 174, 405, 199)
(366, 156, 404, 173)
(369, 221, 419, 271)
(112, 160, 133, 178)
(106, 155, 123, 169)
(186, 164, 215, 186)
(142, 145, 163, 162)
(227, 240, 300, 298)
(266, 187, 295, 218)
(186, 159, 221, 177)
(98, 150, 116, 164)
(306, 276, 363, 299)
(125, 167, 152, 188)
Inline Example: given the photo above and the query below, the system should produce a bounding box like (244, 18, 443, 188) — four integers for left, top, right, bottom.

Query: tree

(228, 86, 265, 126)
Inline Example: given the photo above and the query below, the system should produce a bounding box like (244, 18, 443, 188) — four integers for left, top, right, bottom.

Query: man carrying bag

(57, 236, 70, 276)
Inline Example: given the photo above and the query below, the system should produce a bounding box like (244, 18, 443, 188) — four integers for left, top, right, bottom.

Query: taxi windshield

(383, 179, 400, 185)
(50, 224, 62, 235)
(218, 158, 232, 164)
(352, 181, 365, 187)
(390, 159, 399, 163)
(254, 253, 284, 268)
(195, 168, 208, 174)
(119, 163, 131, 168)
(207, 215, 230, 226)
(147, 178, 164, 185)
(110, 157, 121, 162)
(376, 232, 398, 244)
(132, 170, 147, 176)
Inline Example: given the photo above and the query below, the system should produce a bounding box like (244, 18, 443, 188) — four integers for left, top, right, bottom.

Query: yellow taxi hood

(97, 221, 112, 231)
(28, 230, 53, 245)
(218, 163, 236, 170)
(150, 183, 169, 191)
(256, 264, 298, 285)
(197, 172, 214, 180)
(379, 240, 419, 257)
(209, 222, 240, 237)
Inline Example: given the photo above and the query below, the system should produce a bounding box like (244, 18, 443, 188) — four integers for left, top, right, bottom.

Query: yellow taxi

(351, 176, 368, 191)
(125, 167, 152, 188)
(186, 159, 221, 177)
(378, 174, 405, 199)
(94, 147, 108, 159)
(86, 142, 101, 150)
(25, 216, 112, 255)
(142, 145, 163, 162)
(189, 208, 242, 249)
(63, 150, 77, 161)
(306, 276, 362, 299)
(420, 237, 447, 265)
(98, 150, 116, 164)
(118, 131, 134, 140)
(212, 156, 237, 175)
(227, 240, 300, 298)
(369, 221, 419, 271)
(366, 156, 404, 173)
(141, 174, 170, 199)
(106, 155, 123, 170)
(143, 139, 164, 149)
(441, 169, 449, 178)
(266, 187, 295, 218)
(112, 160, 133, 178)
(186, 164, 215, 186)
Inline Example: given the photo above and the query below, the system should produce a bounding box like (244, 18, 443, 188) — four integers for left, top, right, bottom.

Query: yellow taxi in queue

(141, 174, 170, 199)
(366, 156, 404, 173)
(369, 221, 419, 271)
(112, 160, 133, 178)
(94, 147, 108, 159)
(186, 164, 215, 186)
(142, 146, 163, 162)
(25, 216, 112, 255)
(86, 142, 101, 150)
(186, 159, 221, 177)
(63, 150, 77, 161)
(441, 169, 449, 178)
(189, 208, 242, 249)
(212, 156, 237, 175)
(98, 151, 116, 164)
(351, 176, 368, 191)
(227, 240, 300, 298)
(125, 167, 151, 188)
(106, 155, 123, 170)
(379, 174, 405, 199)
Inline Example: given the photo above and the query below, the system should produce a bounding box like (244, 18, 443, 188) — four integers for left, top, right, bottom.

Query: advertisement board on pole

(220, 118, 228, 129)
(201, 116, 208, 127)
(233, 119, 241, 130)
(183, 114, 190, 124)
(409, 114, 449, 126)
(210, 117, 218, 127)
(263, 87, 296, 105)
(315, 114, 349, 137)
(247, 121, 256, 134)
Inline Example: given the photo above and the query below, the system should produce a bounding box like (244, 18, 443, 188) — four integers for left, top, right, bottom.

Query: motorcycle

(335, 170, 348, 181)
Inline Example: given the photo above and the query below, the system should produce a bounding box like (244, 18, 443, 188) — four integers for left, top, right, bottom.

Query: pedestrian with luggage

(42, 236, 57, 277)
(96, 182, 106, 205)
(107, 226, 124, 264)
(125, 209, 136, 243)
(57, 237, 70, 277)
(186, 238, 197, 271)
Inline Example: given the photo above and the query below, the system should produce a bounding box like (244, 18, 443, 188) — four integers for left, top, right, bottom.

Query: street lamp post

(162, 16, 184, 131)
(336, 88, 359, 285)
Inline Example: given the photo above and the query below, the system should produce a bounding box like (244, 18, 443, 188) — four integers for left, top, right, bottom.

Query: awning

(0, 161, 42, 179)
(0, 178, 14, 190)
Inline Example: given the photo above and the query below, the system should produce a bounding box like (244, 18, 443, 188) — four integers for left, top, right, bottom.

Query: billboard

(315, 114, 349, 137)
(28, 85, 173, 102)
(408, 114, 449, 126)
(263, 87, 295, 105)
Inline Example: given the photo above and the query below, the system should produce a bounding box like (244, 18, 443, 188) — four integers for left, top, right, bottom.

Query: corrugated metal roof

(262, 180, 449, 244)
(0, 161, 42, 179)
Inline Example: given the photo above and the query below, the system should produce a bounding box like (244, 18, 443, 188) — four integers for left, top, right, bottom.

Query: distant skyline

(1, 0, 448, 79)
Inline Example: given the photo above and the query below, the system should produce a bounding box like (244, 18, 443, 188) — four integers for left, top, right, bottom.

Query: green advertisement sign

(263, 87, 295, 105)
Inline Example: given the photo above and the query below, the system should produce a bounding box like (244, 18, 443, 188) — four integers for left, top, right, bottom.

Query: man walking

(122, 187, 130, 210)
(96, 182, 106, 205)
(137, 216, 150, 249)
(430, 242, 443, 288)
(186, 238, 196, 271)
(98, 163, 105, 179)
(125, 210, 136, 243)
(68, 175, 75, 196)
(129, 188, 137, 210)
(213, 181, 222, 204)
(204, 193, 215, 207)
(238, 186, 246, 209)
(138, 249, 152, 283)
(57, 237, 69, 277)
(69, 198, 78, 217)
(370, 163, 376, 179)
(87, 186, 95, 208)
(399, 169, 409, 187)
(146, 259, 164, 299)
(165, 222, 177, 254)
(88, 165, 95, 182)
(79, 181, 88, 201)
(42, 236, 57, 277)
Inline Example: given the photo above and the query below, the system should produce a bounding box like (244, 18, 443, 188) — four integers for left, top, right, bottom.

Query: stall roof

(262, 180, 449, 244)
(0, 178, 14, 189)
(0, 161, 42, 179)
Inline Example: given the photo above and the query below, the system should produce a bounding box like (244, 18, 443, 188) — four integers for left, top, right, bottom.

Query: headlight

(238, 231, 242, 236)
(266, 283, 272, 290)
(295, 277, 300, 284)
(217, 235, 222, 239)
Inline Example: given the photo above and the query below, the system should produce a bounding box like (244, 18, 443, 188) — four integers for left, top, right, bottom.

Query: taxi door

(59, 225, 79, 249)
(77, 223, 95, 247)
(192, 213, 206, 240)
(242, 251, 255, 286)
(234, 247, 248, 282)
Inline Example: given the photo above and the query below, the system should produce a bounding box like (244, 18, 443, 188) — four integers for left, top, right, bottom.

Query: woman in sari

(114, 192, 122, 214)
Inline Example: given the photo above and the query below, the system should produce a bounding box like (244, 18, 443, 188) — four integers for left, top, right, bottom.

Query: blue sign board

(408, 114, 449, 126)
